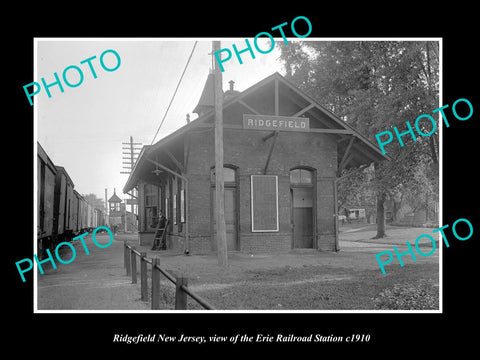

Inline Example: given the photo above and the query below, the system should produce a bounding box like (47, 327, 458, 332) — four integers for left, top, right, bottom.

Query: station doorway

(290, 168, 315, 249)
(211, 166, 239, 251)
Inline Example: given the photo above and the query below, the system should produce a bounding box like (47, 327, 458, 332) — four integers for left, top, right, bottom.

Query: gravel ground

(36, 235, 151, 311)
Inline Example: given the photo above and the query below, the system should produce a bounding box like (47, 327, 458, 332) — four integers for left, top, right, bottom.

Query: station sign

(243, 114, 309, 132)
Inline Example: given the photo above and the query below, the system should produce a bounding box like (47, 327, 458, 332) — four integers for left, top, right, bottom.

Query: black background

(6, 5, 478, 354)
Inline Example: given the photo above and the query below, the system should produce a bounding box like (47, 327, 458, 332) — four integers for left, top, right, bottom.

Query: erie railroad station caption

(113, 333, 370, 344)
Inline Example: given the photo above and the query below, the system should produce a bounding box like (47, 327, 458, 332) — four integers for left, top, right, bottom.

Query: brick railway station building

(123, 72, 386, 254)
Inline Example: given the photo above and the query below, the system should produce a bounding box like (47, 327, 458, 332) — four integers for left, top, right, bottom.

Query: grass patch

(197, 263, 439, 310)
(372, 279, 438, 310)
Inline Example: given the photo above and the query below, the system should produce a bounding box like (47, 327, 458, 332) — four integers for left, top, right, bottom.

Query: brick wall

(184, 123, 338, 254)
(241, 234, 292, 252)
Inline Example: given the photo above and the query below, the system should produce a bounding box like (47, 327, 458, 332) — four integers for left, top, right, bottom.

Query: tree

(337, 167, 369, 212)
(278, 40, 439, 237)
(82, 193, 105, 210)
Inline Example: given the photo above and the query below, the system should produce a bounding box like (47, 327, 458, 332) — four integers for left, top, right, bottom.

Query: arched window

(211, 166, 237, 184)
(290, 168, 313, 185)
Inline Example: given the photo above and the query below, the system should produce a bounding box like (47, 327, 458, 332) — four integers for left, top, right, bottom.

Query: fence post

(131, 246, 137, 284)
(140, 252, 148, 301)
(175, 276, 188, 310)
(126, 245, 131, 277)
(123, 241, 127, 269)
(151, 258, 161, 310)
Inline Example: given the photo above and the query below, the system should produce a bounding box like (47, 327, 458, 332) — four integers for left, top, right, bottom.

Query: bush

(373, 280, 439, 310)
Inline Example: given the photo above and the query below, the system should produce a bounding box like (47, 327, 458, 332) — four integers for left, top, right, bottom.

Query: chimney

(224, 79, 240, 102)
(186, 113, 190, 123)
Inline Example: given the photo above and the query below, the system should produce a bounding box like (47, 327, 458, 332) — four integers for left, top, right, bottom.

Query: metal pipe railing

(124, 241, 214, 310)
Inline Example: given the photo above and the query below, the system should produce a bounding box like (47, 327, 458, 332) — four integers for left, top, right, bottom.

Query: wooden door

(292, 187, 314, 248)
(212, 187, 238, 251)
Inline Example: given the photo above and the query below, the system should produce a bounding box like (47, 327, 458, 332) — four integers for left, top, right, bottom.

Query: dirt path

(36, 235, 149, 311)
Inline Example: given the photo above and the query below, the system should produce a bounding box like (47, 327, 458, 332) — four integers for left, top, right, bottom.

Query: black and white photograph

(32, 38, 441, 312)
(8, 8, 478, 353)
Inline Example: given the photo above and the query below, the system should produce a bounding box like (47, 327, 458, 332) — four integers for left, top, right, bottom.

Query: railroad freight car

(94, 208, 106, 228)
(73, 190, 84, 234)
(72, 191, 104, 233)
(37, 142, 109, 258)
(37, 143, 58, 255)
(71, 190, 79, 234)
(87, 202, 94, 231)
(53, 166, 75, 241)
(83, 198, 90, 232)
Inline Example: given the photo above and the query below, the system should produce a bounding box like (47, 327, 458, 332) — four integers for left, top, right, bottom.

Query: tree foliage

(278, 41, 440, 236)
(82, 193, 105, 210)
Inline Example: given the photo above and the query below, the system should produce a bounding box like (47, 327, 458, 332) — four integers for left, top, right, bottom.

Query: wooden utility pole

(105, 188, 108, 226)
(213, 41, 228, 267)
(121, 136, 142, 232)
(121, 136, 142, 175)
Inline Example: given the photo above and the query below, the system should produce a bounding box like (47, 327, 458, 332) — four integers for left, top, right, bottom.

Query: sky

(36, 38, 287, 204)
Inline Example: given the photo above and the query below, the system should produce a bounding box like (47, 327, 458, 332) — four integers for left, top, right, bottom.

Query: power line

(151, 41, 198, 145)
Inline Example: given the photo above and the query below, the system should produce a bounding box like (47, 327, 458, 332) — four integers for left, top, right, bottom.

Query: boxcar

(94, 208, 105, 229)
(87, 203, 94, 231)
(37, 143, 58, 254)
(71, 191, 78, 234)
(83, 198, 88, 232)
(78, 192, 85, 233)
(73, 190, 84, 234)
(53, 166, 75, 239)
(82, 197, 89, 232)
(38, 143, 110, 259)
(95, 208, 101, 228)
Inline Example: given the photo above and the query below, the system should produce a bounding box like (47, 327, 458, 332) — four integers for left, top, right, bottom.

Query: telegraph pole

(121, 136, 142, 175)
(105, 188, 108, 226)
(213, 41, 228, 267)
(121, 136, 142, 232)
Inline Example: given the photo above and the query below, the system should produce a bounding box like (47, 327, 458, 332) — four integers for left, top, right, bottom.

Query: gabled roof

(123, 72, 388, 193)
(108, 191, 122, 203)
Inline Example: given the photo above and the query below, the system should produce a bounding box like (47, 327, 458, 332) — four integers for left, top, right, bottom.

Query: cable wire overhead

(151, 41, 198, 145)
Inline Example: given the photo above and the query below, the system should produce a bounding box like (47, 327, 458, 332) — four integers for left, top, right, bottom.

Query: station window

(290, 168, 313, 185)
(145, 184, 159, 207)
(211, 166, 236, 184)
(144, 183, 159, 230)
